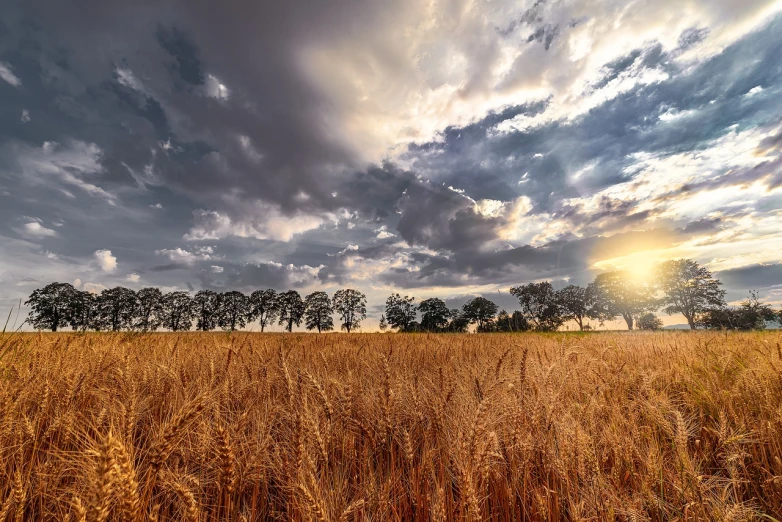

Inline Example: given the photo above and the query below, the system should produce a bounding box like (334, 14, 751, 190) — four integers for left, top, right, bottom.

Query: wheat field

(0, 332, 781, 521)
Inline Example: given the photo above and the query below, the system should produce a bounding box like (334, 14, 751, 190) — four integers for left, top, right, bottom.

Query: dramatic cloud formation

(1, 0, 781, 327)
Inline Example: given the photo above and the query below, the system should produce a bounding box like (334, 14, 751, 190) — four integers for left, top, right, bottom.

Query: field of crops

(1, 331, 781, 521)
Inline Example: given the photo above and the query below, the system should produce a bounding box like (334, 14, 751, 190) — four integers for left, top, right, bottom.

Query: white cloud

(375, 226, 395, 239)
(149, 203, 163, 209)
(155, 246, 215, 265)
(185, 206, 324, 242)
(94, 249, 117, 272)
(127, 273, 140, 283)
(18, 221, 57, 238)
(83, 282, 107, 294)
(0, 61, 21, 87)
(20, 109, 30, 123)
(210, 265, 224, 273)
(116, 67, 151, 96)
(205, 74, 230, 99)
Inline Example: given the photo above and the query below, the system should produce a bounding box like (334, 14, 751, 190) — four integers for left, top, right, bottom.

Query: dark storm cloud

(716, 264, 782, 291)
(200, 262, 320, 293)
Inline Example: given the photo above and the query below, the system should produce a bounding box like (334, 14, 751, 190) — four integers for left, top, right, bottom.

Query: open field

(1, 332, 781, 521)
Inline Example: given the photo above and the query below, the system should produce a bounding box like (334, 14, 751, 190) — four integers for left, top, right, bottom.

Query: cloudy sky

(2, 0, 782, 329)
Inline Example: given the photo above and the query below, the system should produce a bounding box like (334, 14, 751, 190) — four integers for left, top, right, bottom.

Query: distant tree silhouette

(135, 287, 164, 332)
(589, 271, 656, 330)
(510, 282, 564, 331)
(25, 282, 77, 331)
(333, 289, 366, 332)
(699, 291, 777, 330)
(495, 310, 529, 332)
(378, 314, 388, 331)
(418, 298, 451, 332)
(385, 293, 417, 331)
(304, 291, 334, 332)
(461, 297, 498, 331)
(192, 290, 220, 331)
(69, 290, 97, 332)
(278, 290, 305, 332)
(445, 310, 471, 332)
(557, 284, 596, 331)
(637, 313, 663, 331)
(217, 291, 250, 331)
(655, 259, 725, 329)
(161, 291, 194, 331)
(95, 287, 138, 331)
(249, 289, 279, 332)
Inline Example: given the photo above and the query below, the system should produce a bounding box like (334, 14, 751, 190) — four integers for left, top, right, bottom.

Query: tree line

(25, 287, 368, 333)
(24, 259, 782, 332)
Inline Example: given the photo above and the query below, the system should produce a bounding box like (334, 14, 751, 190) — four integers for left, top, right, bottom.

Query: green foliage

(510, 282, 564, 331)
(557, 284, 596, 331)
(655, 259, 725, 329)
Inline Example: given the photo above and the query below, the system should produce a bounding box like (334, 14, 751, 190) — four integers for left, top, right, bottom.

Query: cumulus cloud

(17, 221, 57, 238)
(184, 207, 325, 242)
(155, 246, 215, 265)
(20, 109, 30, 123)
(94, 249, 117, 272)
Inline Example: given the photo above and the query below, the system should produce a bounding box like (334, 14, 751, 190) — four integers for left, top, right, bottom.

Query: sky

(1, 0, 782, 330)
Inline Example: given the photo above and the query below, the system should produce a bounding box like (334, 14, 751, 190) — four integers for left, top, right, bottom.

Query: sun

(593, 250, 666, 284)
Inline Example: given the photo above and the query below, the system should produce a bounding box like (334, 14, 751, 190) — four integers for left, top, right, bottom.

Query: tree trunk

(576, 317, 583, 331)
(687, 315, 696, 330)
(623, 314, 634, 330)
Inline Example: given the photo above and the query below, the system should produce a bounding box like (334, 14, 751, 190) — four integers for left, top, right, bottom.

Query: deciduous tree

(249, 289, 279, 332)
(589, 271, 656, 330)
(161, 291, 194, 331)
(655, 259, 726, 330)
(385, 293, 417, 331)
(95, 287, 138, 331)
(510, 282, 564, 331)
(278, 290, 305, 332)
(637, 313, 663, 331)
(135, 287, 164, 332)
(304, 291, 334, 332)
(217, 291, 250, 331)
(24, 282, 77, 331)
(461, 297, 498, 331)
(418, 298, 451, 332)
(557, 284, 596, 331)
(192, 290, 220, 331)
(333, 289, 366, 332)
